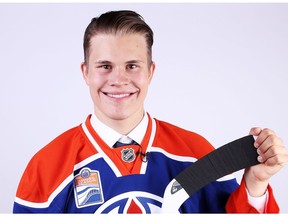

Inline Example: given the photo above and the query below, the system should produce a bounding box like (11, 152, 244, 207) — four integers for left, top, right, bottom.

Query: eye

(127, 64, 137, 70)
(101, 65, 112, 70)
(96, 64, 112, 72)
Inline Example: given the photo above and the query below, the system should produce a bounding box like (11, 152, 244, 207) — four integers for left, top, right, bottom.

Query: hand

(244, 127, 288, 197)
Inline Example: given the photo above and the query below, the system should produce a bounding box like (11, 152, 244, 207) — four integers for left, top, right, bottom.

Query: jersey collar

(90, 112, 149, 148)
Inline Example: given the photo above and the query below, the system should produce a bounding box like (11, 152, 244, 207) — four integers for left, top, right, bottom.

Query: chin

(97, 105, 143, 122)
(108, 111, 131, 121)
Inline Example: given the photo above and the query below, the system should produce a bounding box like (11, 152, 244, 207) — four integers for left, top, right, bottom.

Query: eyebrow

(126, 60, 145, 64)
(94, 60, 145, 65)
(94, 60, 112, 65)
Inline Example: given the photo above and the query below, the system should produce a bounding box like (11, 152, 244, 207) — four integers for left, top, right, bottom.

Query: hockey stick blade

(161, 135, 259, 213)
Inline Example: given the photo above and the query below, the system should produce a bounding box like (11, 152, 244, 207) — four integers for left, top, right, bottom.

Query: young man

(13, 10, 288, 213)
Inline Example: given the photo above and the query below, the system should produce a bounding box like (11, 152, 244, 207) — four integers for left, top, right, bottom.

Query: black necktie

(113, 140, 137, 148)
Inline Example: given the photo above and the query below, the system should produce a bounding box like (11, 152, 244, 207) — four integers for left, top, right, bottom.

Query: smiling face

(81, 33, 155, 131)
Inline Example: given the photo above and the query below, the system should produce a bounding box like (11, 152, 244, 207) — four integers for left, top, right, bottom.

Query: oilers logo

(74, 168, 104, 208)
(94, 191, 163, 213)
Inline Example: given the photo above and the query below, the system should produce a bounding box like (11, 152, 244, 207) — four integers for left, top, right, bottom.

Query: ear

(148, 61, 156, 84)
(81, 62, 90, 85)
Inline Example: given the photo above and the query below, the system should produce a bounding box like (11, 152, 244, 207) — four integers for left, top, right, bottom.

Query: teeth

(107, 93, 130, 98)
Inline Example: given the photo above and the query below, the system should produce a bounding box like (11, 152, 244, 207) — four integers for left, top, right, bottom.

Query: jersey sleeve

(13, 126, 84, 213)
(225, 177, 279, 213)
(13, 154, 73, 213)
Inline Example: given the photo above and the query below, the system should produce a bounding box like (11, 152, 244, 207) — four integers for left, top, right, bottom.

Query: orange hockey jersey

(14, 114, 279, 213)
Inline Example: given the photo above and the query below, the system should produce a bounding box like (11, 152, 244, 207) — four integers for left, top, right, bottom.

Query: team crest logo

(121, 148, 136, 163)
(74, 168, 104, 208)
(94, 191, 162, 213)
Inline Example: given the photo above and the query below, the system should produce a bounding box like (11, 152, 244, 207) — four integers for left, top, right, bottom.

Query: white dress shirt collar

(90, 112, 149, 148)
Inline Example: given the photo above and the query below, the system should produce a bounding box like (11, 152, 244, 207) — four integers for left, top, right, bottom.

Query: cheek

(87, 78, 104, 100)
(87, 74, 105, 89)
(136, 79, 150, 96)
(133, 72, 151, 86)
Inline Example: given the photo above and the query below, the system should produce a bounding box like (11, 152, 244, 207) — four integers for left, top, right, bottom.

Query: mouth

(103, 92, 137, 99)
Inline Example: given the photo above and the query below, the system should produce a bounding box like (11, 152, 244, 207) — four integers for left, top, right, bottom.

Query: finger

(257, 134, 283, 155)
(249, 127, 262, 136)
(259, 145, 288, 165)
(254, 128, 276, 148)
(263, 152, 288, 167)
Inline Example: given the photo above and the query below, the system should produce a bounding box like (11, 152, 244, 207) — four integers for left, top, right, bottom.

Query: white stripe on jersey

(150, 147, 235, 182)
(139, 118, 157, 174)
(81, 122, 122, 177)
(150, 147, 198, 163)
(81, 117, 158, 176)
(15, 173, 74, 208)
(74, 154, 102, 171)
(15, 154, 104, 208)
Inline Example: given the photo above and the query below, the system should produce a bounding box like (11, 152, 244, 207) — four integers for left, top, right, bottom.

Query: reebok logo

(171, 180, 182, 194)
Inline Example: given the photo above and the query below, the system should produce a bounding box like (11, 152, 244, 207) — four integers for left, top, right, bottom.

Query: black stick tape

(175, 135, 259, 196)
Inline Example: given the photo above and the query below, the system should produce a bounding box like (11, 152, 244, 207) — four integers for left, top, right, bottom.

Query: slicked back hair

(83, 10, 154, 65)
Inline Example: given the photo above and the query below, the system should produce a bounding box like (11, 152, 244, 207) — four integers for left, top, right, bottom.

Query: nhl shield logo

(121, 148, 136, 163)
(74, 168, 104, 208)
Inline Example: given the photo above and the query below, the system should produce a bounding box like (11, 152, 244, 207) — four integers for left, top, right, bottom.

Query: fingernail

(258, 156, 263, 162)
(254, 142, 259, 148)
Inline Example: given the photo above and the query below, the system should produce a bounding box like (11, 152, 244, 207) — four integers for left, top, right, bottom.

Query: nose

(108, 66, 130, 86)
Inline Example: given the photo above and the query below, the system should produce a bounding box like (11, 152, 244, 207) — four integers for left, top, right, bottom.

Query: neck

(94, 109, 145, 135)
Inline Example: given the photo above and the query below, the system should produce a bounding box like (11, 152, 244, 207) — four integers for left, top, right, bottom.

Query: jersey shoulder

(154, 118, 215, 158)
(16, 122, 96, 203)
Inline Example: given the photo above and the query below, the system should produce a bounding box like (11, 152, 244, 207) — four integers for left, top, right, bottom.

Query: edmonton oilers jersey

(13, 114, 278, 213)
